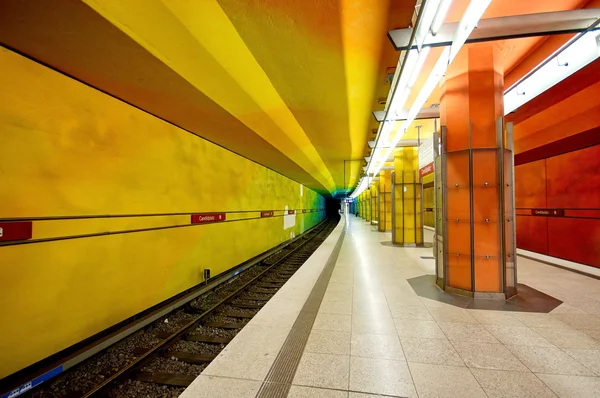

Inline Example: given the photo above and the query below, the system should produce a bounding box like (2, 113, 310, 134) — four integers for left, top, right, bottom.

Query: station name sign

(531, 209, 564, 217)
(261, 211, 274, 217)
(0, 221, 33, 242)
(191, 213, 226, 224)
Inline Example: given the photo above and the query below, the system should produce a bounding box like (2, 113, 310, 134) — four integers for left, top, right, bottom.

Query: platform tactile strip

(255, 227, 346, 398)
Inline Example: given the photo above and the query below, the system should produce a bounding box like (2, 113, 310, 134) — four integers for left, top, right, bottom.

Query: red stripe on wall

(515, 126, 600, 166)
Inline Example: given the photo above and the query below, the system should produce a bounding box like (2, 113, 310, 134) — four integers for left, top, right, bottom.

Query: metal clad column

(439, 43, 517, 299)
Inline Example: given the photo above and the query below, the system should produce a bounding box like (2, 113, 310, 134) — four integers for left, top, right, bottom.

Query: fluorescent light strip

(350, 0, 456, 198)
(358, 0, 489, 184)
(431, 0, 452, 35)
(415, 0, 442, 49)
(449, 0, 492, 63)
(504, 30, 600, 115)
(408, 46, 432, 88)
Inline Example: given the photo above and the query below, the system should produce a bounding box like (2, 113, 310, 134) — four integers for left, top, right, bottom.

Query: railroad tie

(231, 302, 264, 309)
(134, 372, 196, 387)
(185, 334, 231, 344)
(203, 321, 246, 329)
(164, 351, 216, 364)
(222, 310, 255, 319)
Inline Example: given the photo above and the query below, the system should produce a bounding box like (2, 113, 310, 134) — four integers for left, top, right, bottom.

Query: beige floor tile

(202, 343, 277, 381)
(550, 303, 587, 314)
(323, 290, 354, 302)
(353, 292, 388, 304)
(306, 330, 351, 355)
(536, 374, 600, 398)
(352, 315, 397, 335)
(293, 352, 350, 390)
(386, 294, 424, 306)
(314, 313, 352, 332)
(470, 369, 557, 398)
(400, 337, 464, 366)
(439, 322, 499, 343)
(506, 345, 596, 376)
(452, 341, 529, 371)
(180, 375, 261, 398)
(485, 325, 554, 347)
(551, 314, 600, 330)
(428, 308, 479, 324)
(533, 327, 600, 349)
(351, 333, 405, 360)
(389, 304, 433, 321)
(224, 325, 290, 354)
(394, 319, 447, 339)
(408, 362, 486, 398)
(319, 300, 353, 315)
(288, 385, 349, 398)
(469, 310, 526, 326)
(352, 301, 391, 318)
(348, 393, 389, 398)
(581, 328, 600, 341)
(511, 312, 572, 329)
(349, 356, 416, 397)
(564, 349, 600, 375)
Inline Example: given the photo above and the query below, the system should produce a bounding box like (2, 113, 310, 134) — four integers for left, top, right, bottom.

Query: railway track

(16, 217, 338, 398)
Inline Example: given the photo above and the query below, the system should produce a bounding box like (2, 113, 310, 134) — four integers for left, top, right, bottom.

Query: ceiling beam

(388, 9, 600, 51)
(373, 107, 440, 122)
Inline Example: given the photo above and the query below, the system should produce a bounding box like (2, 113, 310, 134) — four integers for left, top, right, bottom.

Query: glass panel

(445, 151, 472, 290)
(394, 184, 404, 244)
(472, 149, 502, 293)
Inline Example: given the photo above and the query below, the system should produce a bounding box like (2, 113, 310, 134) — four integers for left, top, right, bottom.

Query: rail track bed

(19, 217, 338, 398)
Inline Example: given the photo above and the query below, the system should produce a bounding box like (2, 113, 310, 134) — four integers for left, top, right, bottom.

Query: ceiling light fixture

(431, 0, 452, 36)
(350, 0, 457, 198)
(504, 30, 600, 115)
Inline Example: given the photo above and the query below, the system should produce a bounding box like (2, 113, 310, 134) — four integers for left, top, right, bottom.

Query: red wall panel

(515, 144, 600, 268)
(516, 215, 548, 255)
(515, 160, 547, 209)
(548, 218, 600, 268)
(546, 145, 600, 209)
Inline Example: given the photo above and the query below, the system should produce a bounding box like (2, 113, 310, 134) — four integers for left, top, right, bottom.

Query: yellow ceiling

(0, 0, 416, 197)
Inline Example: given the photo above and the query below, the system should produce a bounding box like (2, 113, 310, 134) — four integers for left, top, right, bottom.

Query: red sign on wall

(261, 211, 274, 217)
(531, 209, 564, 217)
(0, 221, 33, 242)
(191, 213, 226, 224)
(419, 162, 434, 178)
(288, 210, 295, 214)
(302, 209, 307, 213)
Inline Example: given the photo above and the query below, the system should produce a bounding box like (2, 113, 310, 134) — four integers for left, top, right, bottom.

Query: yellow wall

(0, 48, 325, 378)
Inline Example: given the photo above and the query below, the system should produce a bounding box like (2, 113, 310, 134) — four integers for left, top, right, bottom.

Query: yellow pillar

(365, 189, 372, 222)
(370, 180, 378, 225)
(378, 170, 392, 232)
(393, 147, 423, 246)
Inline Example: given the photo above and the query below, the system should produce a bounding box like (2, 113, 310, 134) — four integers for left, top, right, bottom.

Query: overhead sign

(0, 221, 33, 242)
(419, 163, 434, 178)
(261, 211, 274, 217)
(418, 137, 435, 178)
(191, 213, 226, 224)
(531, 209, 564, 217)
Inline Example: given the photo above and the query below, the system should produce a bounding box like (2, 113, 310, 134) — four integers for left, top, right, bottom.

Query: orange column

(439, 44, 516, 299)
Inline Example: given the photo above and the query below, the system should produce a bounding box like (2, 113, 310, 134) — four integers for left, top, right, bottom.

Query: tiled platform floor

(183, 215, 600, 398)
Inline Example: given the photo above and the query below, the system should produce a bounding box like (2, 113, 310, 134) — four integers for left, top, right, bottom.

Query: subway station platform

(181, 215, 600, 398)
